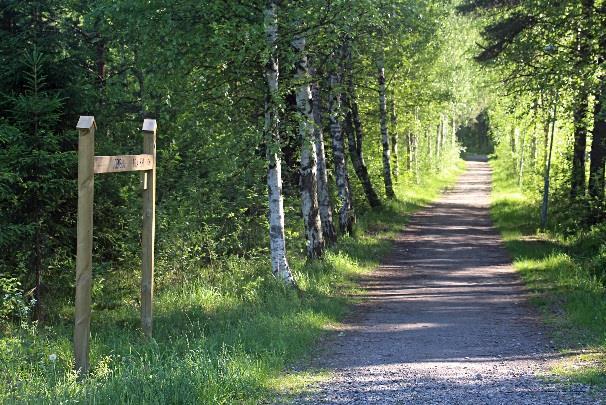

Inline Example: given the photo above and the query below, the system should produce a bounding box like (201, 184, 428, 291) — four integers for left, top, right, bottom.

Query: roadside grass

(0, 163, 463, 404)
(489, 156, 606, 387)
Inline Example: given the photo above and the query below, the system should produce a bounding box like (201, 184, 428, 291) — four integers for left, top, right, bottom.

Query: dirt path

(293, 160, 600, 404)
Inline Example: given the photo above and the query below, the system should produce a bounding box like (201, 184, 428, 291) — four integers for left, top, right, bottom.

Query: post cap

(76, 116, 96, 130)
(142, 119, 157, 132)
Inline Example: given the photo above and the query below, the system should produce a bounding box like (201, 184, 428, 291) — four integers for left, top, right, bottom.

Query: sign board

(94, 154, 154, 174)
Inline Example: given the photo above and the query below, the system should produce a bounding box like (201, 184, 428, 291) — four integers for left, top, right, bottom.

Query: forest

(0, 0, 605, 403)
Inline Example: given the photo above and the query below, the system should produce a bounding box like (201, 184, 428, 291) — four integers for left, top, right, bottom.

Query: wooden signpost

(74, 116, 157, 376)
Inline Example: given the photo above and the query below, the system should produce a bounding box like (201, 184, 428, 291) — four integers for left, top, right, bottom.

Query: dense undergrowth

(490, 156, 606, 387)
(0, 163, 463, 404)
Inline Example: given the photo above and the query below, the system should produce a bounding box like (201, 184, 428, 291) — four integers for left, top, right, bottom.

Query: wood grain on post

(141, 119, 156, 338)
(74, 116, 95, 376)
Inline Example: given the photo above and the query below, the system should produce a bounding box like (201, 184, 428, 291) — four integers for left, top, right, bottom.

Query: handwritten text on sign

(94, 154, 154, 174)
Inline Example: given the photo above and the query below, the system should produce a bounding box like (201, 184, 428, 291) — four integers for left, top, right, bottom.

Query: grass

(0, 162, 463, 404)
(489, 156, 606, 387)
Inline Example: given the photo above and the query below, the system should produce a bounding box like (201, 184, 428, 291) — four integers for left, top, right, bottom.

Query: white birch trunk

(389, 94, 399, 182)
(441, 114, 447, 152)
(264, 0, 294, 284)
(328, 71, 355, 234)
(414, 109, 420, 183)
(512, 126, 519, 173)
(378, 57, 395, 198)
(434, 121, 441, 171)
(428, 126, 434, 170)
(452, 116, 457, 148)
(292, 34, 324, 259)
(406, 130, 413, 171)
(311, 77, 337, 244)
(518, 129, 526, 186)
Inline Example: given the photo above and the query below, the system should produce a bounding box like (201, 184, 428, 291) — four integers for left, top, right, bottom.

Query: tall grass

(490, 156, 606, 386)
(0, 164, 463, 404)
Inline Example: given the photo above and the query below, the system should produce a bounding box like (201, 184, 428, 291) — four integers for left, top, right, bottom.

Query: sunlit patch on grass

(265, 369, 331, 399)
(552, 352, 606, 387)
(0, 163, 464, 403)
(489, 156, 606, 388)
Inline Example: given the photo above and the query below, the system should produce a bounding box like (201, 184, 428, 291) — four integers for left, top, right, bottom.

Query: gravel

(289, 160, 603, 404)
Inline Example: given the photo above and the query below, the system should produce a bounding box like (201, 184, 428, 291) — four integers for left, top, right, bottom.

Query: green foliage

(0, 0, 477, 321)
(0, 47, 76, 317)
(458, 109, 494, 154)
(0, 0, 479, 399)
(0, 165, 462, 403)
(0, 274, 32, 321)
(490, 155, 606, 386)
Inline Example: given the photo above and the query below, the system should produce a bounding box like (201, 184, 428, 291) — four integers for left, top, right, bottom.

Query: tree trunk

(413, 108, 420, 183)
(292, 34, 324, 259)
(540, 94, 558, 229)
(413, 132, 419, 183)
(435, 121, 441, 170)
(571, 93, 589, 198)
(530, 132, 537, 171)
(390, 94, 399, 182)
(440, 114, 447, 153)
(451, 116, 456, 149)
(328, 71, 355, 234)
(310, 75, 337, 245)
(342, 41, 381, 208)
(264, 0, 295, 284)
(518, 129, 526, 187)
(511, 126, 519, 174)
(588, 0, 606, 212)
(343, 92, 381, 208)
(378, 58, 395, 198)
(405, 131, 412, 171)
(543, 115, 550, 170)
(33, 224, 42, 321)
(589, 87, 606, 204)
(570, 1, 593, 199)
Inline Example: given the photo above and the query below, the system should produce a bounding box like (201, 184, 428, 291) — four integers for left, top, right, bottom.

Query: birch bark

(405, 131, 412, 171)
(518, 129, 526, 187)
(440, 114, 447, 154)
(378, 58, 395, 198)
(434, 121, 441, 170)
(292, 34, 324, 259)
(264, 0, 295, 284)
(389, 94, 399, 182)
(311, 77, 337, 245)
(328, 71, 355, 234)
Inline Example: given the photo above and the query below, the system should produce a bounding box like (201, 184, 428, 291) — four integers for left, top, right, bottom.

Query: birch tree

(311, 78, 337, 245)
(390, 94, 399, 182)
(264, 0, 295, 284)
(378, 55, 395, 198)
(292, 33, 324, 259)
(328, 69, 355, 234)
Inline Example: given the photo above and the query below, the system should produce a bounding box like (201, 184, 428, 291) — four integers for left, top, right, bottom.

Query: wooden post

(141, 119, 156, 338)
(74, 116, 95, 376)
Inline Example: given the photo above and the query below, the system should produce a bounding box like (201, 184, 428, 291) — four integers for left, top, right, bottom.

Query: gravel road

(291, 160, 602, 404)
